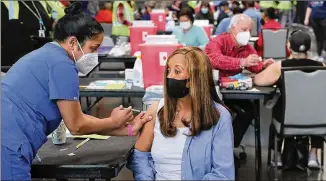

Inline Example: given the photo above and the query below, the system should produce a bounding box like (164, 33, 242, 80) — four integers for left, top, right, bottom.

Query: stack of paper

(86, 80, 126, 90)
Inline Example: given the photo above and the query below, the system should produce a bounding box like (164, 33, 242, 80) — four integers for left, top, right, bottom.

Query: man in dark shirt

(304, 1, 326, 62)
(255, 30, 325, 168)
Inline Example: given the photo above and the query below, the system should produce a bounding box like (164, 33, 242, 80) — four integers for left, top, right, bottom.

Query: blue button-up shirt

(127, 103, 235, 180)
(215, 17, 232, 35)
(244, 8, 262, 31)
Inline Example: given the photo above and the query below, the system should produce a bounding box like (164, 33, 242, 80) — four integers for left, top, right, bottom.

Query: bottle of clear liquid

(133, 52, 143, 87)
(52, 120, 67, 145)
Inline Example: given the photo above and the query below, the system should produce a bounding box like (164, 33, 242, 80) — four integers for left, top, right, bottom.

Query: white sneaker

(271, 152, 283, 167)
(308, 153, 320, 168)
(308, 160, 319, 168)
(312, 55, 320, 61)
(317, 56, 324, 62)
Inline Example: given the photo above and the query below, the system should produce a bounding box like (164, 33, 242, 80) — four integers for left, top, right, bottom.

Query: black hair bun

(65, 2, 83, 15)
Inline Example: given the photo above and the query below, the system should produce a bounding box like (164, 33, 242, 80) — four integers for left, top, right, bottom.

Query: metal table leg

(86, 97, 91, 108)
(254, 99, 262, 181)
(83, 97, 103, 114)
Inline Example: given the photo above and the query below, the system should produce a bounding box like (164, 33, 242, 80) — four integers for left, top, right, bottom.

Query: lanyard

(20, 1, 45, 30)
(8, 1, 15, 20)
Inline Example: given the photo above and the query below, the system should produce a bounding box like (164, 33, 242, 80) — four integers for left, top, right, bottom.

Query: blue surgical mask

(201, 8, 209, 14)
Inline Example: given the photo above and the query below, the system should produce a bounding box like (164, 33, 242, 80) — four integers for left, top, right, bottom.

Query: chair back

(101, 23, 113, 37)
(248, 41, 255, 47)
(250, 17, 258, 37)
(262, 28, 288, 59)
(280, 66, 326, 135)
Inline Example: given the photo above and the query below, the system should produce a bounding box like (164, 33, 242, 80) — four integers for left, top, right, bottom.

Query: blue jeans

(1, 145, 31, 180)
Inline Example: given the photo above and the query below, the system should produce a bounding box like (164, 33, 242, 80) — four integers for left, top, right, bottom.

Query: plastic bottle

(133, 51, 144, 87)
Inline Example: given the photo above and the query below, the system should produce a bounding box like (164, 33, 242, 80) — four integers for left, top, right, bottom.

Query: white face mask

(180, 21, 192, 30)
(71, 41, 98, 76)
(201, 8, 209, 14)
(235, 30, 250, 46)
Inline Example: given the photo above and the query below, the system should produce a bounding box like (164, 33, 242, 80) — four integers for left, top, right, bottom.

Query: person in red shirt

(95, 2, 113, 24)
(205, 14, 274, 154)
(205, 14, 273, 77)
(256, 7, 290, 57)
(60, 0, 70, 8)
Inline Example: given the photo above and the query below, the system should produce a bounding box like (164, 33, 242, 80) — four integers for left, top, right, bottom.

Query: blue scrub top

(172, 25, 209, 49)
(1, 43, 79, 162)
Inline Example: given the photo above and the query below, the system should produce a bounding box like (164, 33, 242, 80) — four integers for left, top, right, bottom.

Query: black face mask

(260, 19, 265, 26)
(167, 78, 190, 98)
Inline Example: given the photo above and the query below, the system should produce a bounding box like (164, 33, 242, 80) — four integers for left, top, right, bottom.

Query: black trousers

(294, 1, 309, 24)
(311, 18, 326, 56)
(269, 125, 324, 152)
(225, 100, 255, 147)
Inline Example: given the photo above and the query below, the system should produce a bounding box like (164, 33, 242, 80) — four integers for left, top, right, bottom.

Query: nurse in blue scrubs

(1, 3, 151, 180)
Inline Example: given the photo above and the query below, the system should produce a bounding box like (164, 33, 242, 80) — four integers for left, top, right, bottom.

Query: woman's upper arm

(254, 61, 281, 86)
(135, 101, 159, 152)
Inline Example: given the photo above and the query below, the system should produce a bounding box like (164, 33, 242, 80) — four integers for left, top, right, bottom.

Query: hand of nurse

(242, 54, 261, 67)
(110, 105, 133, 129)
(263, 58, 275, 68)
(130, 112, 153, 136)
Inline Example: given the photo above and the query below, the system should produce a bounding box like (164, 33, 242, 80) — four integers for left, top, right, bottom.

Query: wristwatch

(240, 59, 245, 69)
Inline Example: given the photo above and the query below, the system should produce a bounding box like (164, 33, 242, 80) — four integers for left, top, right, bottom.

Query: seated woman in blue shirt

(127, 47, 235, 180)
(1, 3, 151, 180)
(172, 8, 209, 49)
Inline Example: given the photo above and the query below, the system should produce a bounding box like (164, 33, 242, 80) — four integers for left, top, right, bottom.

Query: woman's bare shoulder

(135, 101, 160, 152)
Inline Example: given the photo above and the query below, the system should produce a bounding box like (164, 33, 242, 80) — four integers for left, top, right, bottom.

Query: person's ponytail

(54, 2, 103, 44)
(64, 2, 83, 16)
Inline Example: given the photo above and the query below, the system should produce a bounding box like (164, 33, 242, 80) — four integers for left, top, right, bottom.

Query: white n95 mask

(236, 31, 251, 46)
(71, 41, 98, 76)
(180, 21, 192, 30)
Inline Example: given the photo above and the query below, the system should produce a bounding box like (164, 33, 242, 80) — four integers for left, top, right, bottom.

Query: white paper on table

(247, 88, 261, 92)
(250, 37, 259, 41)
(86, 80, 126, 89)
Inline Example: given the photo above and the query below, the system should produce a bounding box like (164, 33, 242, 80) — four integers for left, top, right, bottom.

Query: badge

(39, 29, 45, 37)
